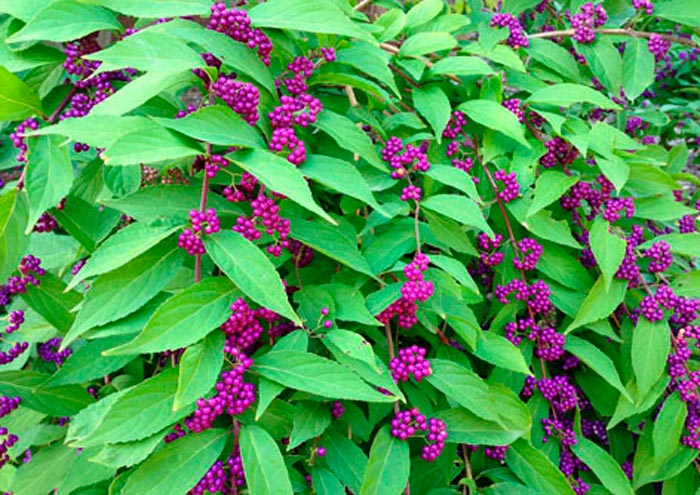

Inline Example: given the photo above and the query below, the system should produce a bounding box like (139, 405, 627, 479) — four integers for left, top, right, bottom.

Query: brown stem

(354, 0, 371, 11)
(461, 444, 473, 495)
(47, 86, 77, 124)
(529, 28, 700, 48)
(389, 63, 422, 89)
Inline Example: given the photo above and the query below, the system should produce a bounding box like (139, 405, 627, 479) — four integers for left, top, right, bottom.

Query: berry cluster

(377, 253, 434, 329)
(382, 137, 431, 202)
(644, 240, 672, 273)
(0, 396, 20, 468)
(189, 448, 245, 494)
(632, 0, 654, 14)
(390, 408, 447, 461)
(331, 401, 344, 419)
(602, 197, 635, 223)
(502, 99, 524, 123)
(477, 233, 504, 267)
(495, 279, 552, 314)
(539, 137, 578, 169)
(570, 3, 607, 44)
(208, 3, 273, 65)
(38, 337, 72, 366)
(490, 13, 529, 49)
(505, 318, 565, 361)
(220, 297, 278, 352)
(648, 33, 671, 63)
(493, 169, 520, 202)
(9, 118, 39, 163)
(233, 194, 291, 256)
(178, 208, 221, 256)
(213, 75, 261, 126)
(389, 345, 432, 382)
(513, 238, 543, 271)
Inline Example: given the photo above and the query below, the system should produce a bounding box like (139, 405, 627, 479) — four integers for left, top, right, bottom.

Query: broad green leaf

(314, 111, 384, 170)
(7, 1, 122, 43)
(0, 66, 43, 120)
(205, 231, 301, 325)
(67, 220, 181, 290)
(653, 393, 687, 463)
(10, 443, 75, 495)
(288, 402, 331, 450)
(24, 135, 73, 232)
(0, 190, 29, 281)
(376, 8, 406, 42)
(301, 154, 385, 214)
(526, 38, 582, 81)
(513, 201, 581, 248)
(527, 83, 620, 110)
(327, 284, 379, 326)
(101, 126, 203, 166)
(248, 0, 372, 41)
(98, 0, 210, 17)
(597, 156, 630, 193)
(240, 424, 294, 495)
(21, 272, 81, 333)
(155, 105, 265, 148)
(360, 427, 410, 495)
(589, 218, 626, 291)
(253, 350, 397, 402)
(635, 195, 695, 222)
(47, 334, 135, 386)
(312, 468, 345, 495)
(422, 194, 494, 237)
(565, 277, 627, 333)
(506, 439, 575, 495)
(429, 254, 480, 296)
(322, 431, 368, 494)
(91, 70, 193, 116)
(564, 335, 629, 399)
(571, 438, 635, 495)
(654, 0, 700, 26)
(90, 432, 163, 469)
(85, 31, 205, 72)
(458, 99, 529, 147)
(609, 377, 669, 429)
(106, 277, 236, 355)
(0, 370, 93, 416)
(104, 164, 140, 196)
(288, 217, 376, 278)
(28, 115, 155, 148)
(51, 196, 121, 252)
(121, 429, 227, 495)
(63, 240, 185, 347)
(400, 32, 458, 57)
(405, 0, 443, 29)
(103, 184, 241, 222)
(427, 56, 494, 78)
(228, 149, 335, 224)
(643, 233, 700, 258)
(577, 38, 622, 93)
(337, 42, 399, 96)
(527, 171, 579, 216)
(437, 404, 530, 446)
(413, 85, 451, 141)
(323, 330, 377, 370)
(622, 38, 656, 101)
(426, 164, 480, 202)
(173, 331, 225, 410)
(632, 319, 671, 398)
(67, 368, 190, 447)
(0, 0, 61, 21)
(473, 331, 532, 376)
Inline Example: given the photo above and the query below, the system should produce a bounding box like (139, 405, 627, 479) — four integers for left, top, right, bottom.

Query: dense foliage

(1, 0, 700, 493)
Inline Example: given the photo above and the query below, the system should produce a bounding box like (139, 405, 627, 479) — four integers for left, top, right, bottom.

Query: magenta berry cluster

(178, 208, 221, 256)
(389, 345, 432, 382)
(208, 2, 273, 65)
(493, 169, 520, 202)
(377, 253, 434, 329)
(233, 194, 291, 257)
(213, 75, 261, 126)
(390, 408, 447, 462)
(37, 338, 72, 366)
(490, 13, 529, 49)
(539, 137, 578, 169)
(513, 238, 543, 271)
(632, 0, 654, 14)
(570, 2, 607, 44)
(381, 136, 431, 202)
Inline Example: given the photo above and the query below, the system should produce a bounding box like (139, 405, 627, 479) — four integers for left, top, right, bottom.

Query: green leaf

(288, 217, 376, 278)
(458, 99, 529, 147)
(565, 277, 627, 333)
(0, 190, 29, 281)
(422, 194, 493, 237)
(314, 111, 384, 170)
(90, 432, 163, 469)
(0, 370, 93, 416)
(622, 38, 656, 101)
(597, 156, 630, 194)
(0, 66, 43, 120)
(429, 254, 480, 296)
(426, 164, 480, 203)
(653, 392, 687, 463)
(322, 431, 368, 494)
(248, 0, 372, 41)
(400, 32, 457, 58)
(337, 42, 399, 96)
(327, 284, 379, 326)
(526, 38, 582, 81)
(405, 0, 443, 29)
(47, 334, 135, 386)
(301, 154, 385, 214)
(155, 105, 265, 148)
(229, 149, 335, 224)
(527, 83, 620, 110)
(312, 468, 345, 495)
(427, 56, 494, 78)
(564, 335, 629, 399)
(288, 402, 331, 450)
(121, 429, 227, 495)
(571, 438, 635, 495)
(437, 403, 530, 446)
(10, 443, 75, 495)
(63, 240, 185, 347)
(240, 424, 294, 495)
(527, 171, 579, 217)
(106, 277, 237, 355)
(104, 164, 141, 197)
(577, 37, 622, 93)
(20, 272, 81, 334)
(253, 350, 397, 402)
(360, 426, 410, 495)
(173, 331, 225, 411)
(589, 218, 626, 291)
(473, 331, 532, 376)
(654, 0, 700, 26)
(413, 85, 451, 141)
(51, 196, 121, 252)
(205, 231, 301, 325)
(101, 126, 203, 166)
(632, 319, 671, 398)
(85, 30, 205, 72)
(66, 368, 189, 447)
(642, 233, 700, 258)
(29, 115, 155, 148)
(24, 135, 73, 232)
(506, 439, 575, 495)
(7, 0, 122, 43)
(67, 220, 181, 290)
(323, 330, 377, 370)
(98, 0, 211, 18)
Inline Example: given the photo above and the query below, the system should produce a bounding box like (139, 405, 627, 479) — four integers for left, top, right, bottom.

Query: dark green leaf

(437, 403, 530, 446)
(0, 370, 93, 416)
(315, 110, 384, 170)
(653, 393, 687, 463)
(240, 424, 294, 495)
(458, 100, 529, 147)
(506, 439, 575, 495)
(589, 218, 626, 291)
(422, 194, 494, 237)
(427, 56, 494, 78)
(565, 277, 627, 333)
(654, 0, 700, 26)
(526, 38, 582, 81)
(174, 331, 225, 410)
(571, 438, 634, 495)
(473, 331, 532, 375)
(564, 335, 628, 399)
(577, 38, 622, 93)
(400, 32, 458, 58)
(337, 42, 399, 96)
(101, 126, 203, 166)
(426, 164, 480, 203)
(322, 431, 368, 494)
(89, 432, 163, 469)
(51, 196, 121, 252)
(99, 0, 210, 16)
(312, 468, 345, 495)
(405, 0, 443, 29)
(0, 191, 29, 281)
(527, 171, 579, 217)
(360, 426, 410, 495)
(0, 66, 43, 120)
(288, 402, 331, 450)
(632, 319, 671, 398)
(20, 272, 81, 334)
(29, 115, 155, 148)
(622, 38, 656, 100)
(413, 85, 451, 141)
(205, 231, 301, 325)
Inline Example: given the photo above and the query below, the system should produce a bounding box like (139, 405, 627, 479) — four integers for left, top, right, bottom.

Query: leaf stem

(528, 28, 700, 48)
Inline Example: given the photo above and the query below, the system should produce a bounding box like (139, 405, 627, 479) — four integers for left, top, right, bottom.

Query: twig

(47, 86, 77, 124)
(354, 0, 372, 11)
(529, 28, 700, 48)
(389, 63, 422, 89)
